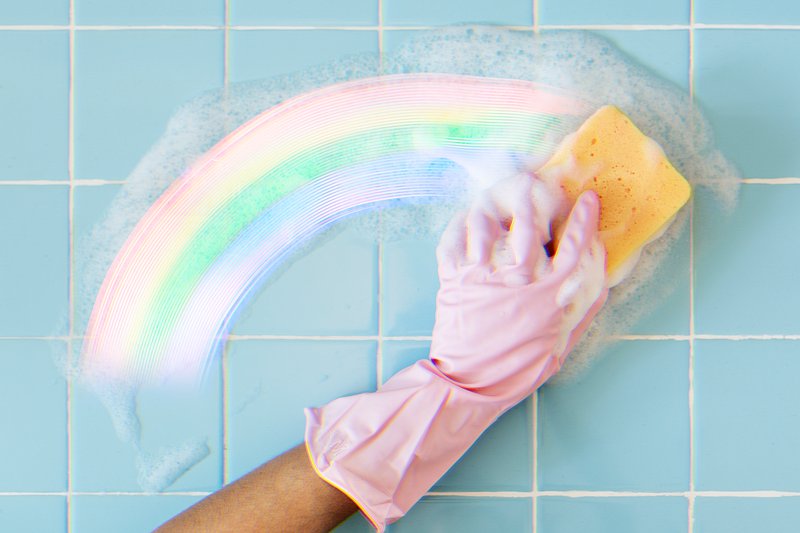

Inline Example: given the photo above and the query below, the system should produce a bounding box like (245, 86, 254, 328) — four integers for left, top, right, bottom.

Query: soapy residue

(71, 26, 739, 491)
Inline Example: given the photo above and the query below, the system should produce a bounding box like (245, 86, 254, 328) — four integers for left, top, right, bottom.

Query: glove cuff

(304, 359, 506, 531)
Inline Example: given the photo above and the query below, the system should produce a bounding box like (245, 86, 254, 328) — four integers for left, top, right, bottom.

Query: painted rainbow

(80, 74, 589, 386)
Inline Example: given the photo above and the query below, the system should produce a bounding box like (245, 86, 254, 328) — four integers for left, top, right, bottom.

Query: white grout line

(5, 23, 800, 32)
(694, 23, 800, 30)
(222, 344, 230, 486)
(425, 490, 800, 498)
(0, 24, 686, 31)
(377, 0, 384, 70)
(428, 491, 533, 498)
(688, 1, 696, 100)
(539, 491, 689, 498)
(5, 177, 800, 187)
(221, 0, 231, 489)
(694, 334, 800, 340)
(0, 336, 73, 341)
(688, 200, 696, 533)
(376, 0, 385, 390)
(5, 489, 800, 498)
(223, 0, 230, 89)
(741, 178, 800, 184)
(227, 334, 381, 341)
(377, 212, 384, 389)
(611, 334, 690, 341)
(531, 5, 539, 530)
(66, 1, 76, 530)
(4, 333, 800, 342)
(688, 1, 697, 530)
(0, 179, 122, 186)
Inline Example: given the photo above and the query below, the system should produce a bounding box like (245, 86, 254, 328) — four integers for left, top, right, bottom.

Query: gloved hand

(305, 173, 608, 531)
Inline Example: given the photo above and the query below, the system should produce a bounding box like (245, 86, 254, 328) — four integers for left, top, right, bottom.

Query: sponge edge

(536, 105, 692, 276)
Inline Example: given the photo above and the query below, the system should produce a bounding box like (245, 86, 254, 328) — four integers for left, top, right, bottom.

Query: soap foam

(73, 26, 739, 489)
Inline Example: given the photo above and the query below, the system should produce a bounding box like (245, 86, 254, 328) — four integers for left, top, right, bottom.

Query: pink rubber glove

(305, 174, 608, 531)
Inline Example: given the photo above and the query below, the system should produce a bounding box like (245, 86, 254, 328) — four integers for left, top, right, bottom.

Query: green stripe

(137, 113, 563, 357)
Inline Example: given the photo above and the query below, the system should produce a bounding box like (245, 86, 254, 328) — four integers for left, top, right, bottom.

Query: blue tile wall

(75, 0, 224, 25)
(626, 225, 691, 336)
(232, 221, 379, 336)
(226, 340, 377, 479)
(592, 30, 690, 90)
(71, 357, 222, 492)
(0, 0, 68, 24)
(694, 185, 800, 335)
(537, 497, 688, 533)
(694, 497, 800, 533)
(0, 340, 67, 492)
(74, 30, 224, 180)
(383, 0, 533, 26)
(538, 340, 690, 491)
(0, 496, 66, 533)
(695, 0, 800, 24)
(231, 0, 378, 26)
(71, 184, 122, 336)
(0, 186, 69, 336)
(4, 0, 800, 532)
(390, 497, 532, 531)
(695, 340, 800, 491)
(694, 30, 800, 178)
(538, 0, 689, 25)
(71, 495, 204, 533)
(0, 31, 69, 181)
(381, 236, 439, 336)
(228, 29, 378, 83)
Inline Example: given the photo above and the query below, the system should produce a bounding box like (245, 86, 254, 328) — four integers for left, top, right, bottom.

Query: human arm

(154, 444, 357, 533)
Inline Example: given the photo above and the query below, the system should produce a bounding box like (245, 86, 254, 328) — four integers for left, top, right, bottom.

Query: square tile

(695, 0, 800, 24)
(227, 339, 377, 480)
(694, 340, 800, 490)
(232, 220, 378, 336)
(593, 30, 690, 91)
(538, 340, 689, 491)
(74, 30, 223, 180)
(72, 184, 122, 336)
(0, 0, 68, 24)
(381, 236, 439, 337)
(382, 341, 533, 492)
(0, 340, 67, 491)
(0, 31, 69, 181)
(538, 0, 689, 25)
(71, 495, 203, 533)
(538, 497, 688, 533)
(0, 186, 69, 336)
(0, 496, 66, 533)
(71, 357, 222, 492)
(694, 30, 800, 178)
(76, 0, 223, 25)
(383, 0, 532, 26)
(228, 30, 378, 83)
(694, 497, 800, 533)
(390, 497, 532, 532)
(694, 185, 800, 335)
(231, 0, 377, 26)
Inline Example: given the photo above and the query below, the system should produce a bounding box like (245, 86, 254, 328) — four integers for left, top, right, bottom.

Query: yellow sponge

(537, 105, 692, 275)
